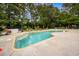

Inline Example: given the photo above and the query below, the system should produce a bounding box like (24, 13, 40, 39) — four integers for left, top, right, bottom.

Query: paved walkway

(0, 30, 79, 56)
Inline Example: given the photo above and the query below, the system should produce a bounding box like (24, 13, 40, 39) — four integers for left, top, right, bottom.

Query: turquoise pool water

(15, 31, 52, 48)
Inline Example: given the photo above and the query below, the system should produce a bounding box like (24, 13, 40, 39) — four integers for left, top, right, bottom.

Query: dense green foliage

(0, 3, 79, 32)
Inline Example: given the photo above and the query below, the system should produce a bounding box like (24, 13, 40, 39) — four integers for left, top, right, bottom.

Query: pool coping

(12, 31, 54, 51)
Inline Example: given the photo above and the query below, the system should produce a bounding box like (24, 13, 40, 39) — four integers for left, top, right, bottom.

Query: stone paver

(0, 30, 79, 56)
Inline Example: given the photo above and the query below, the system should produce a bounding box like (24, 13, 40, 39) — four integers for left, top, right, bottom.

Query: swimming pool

(15, 31, 52, 48)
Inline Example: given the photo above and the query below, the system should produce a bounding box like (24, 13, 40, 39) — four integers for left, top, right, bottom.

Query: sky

(52, 3, 63, 9)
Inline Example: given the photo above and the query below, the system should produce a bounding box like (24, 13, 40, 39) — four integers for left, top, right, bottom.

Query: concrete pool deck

(0, 29, 79, 56)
